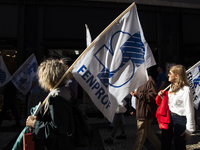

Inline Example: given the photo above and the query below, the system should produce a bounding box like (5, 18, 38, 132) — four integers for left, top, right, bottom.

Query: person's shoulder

(148, 76, 157, 84)
(148, 76, 154, 80)
(180, 85, 191, 94)
(49, 95, 71, 107)
(183, 85, 190, 91)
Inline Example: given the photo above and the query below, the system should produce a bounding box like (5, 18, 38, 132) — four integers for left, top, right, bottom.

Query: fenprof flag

(71, 3, 156, 122)
(11, 54, 38, 95)
(187, 62, 200, 109)
(0, 55, 11, 87)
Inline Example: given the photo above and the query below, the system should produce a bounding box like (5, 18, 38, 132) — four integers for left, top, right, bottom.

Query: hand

(26, 116, 37, 128)
(130, 111, 135, 115)
(130, 91, 137, 97)
(158, 90, 164, 98)
(180, 131, 190, 140)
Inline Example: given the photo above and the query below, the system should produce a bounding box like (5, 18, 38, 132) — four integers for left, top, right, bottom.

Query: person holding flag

(71, 2, 156, 122)
(157, 65, 195, 150)
(130, 68, 161, 150)
(26, 59, 74, 149)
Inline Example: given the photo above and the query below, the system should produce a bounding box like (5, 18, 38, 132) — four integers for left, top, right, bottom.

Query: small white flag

(0, 55, 11, 87)
(85, 24, 92, 47)
(187, 62, 200, 109)
(11, 54, 38, 95)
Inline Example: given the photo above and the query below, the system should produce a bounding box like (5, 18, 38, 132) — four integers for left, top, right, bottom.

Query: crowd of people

(0, 56, 199, 150)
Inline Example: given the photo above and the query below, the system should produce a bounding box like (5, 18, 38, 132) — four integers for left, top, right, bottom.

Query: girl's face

(168, 70, 175, 83)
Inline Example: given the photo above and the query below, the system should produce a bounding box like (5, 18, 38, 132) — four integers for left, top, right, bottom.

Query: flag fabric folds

(85, 24, 92, 47)
(71, 3, 156, 122)
(0, 55, 11, 87)
(187, 62, 200, 109)
(11, 54, 38, 95)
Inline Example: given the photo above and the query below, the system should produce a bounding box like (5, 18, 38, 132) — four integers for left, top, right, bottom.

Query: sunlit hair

(169, 65, 189, 94)
(37, 59, 69, 91)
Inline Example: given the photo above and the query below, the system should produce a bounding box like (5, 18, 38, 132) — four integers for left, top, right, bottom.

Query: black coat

(32, 87, 75, 150)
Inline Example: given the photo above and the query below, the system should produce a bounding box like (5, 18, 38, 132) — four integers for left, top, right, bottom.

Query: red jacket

(155, 91, 170, 130)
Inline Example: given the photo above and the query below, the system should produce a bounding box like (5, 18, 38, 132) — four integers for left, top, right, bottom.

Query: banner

(85, 24, 92, 47)
(71, 3, 156, 122)
(11, 54, 38, 95)
(187, 63, 200, 109)
(0, 55, 11, 87)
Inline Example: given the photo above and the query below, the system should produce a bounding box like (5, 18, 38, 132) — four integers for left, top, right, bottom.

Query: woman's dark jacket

(32, 86, 75, 150)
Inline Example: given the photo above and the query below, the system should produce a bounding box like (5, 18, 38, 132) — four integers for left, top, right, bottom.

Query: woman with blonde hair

(26, 59, 75, 150)
(158, 65, 195, 150)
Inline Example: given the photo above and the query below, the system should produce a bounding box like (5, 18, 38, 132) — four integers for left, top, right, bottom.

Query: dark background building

(1, 0, 200, 68)
(0, 0, 200, 115)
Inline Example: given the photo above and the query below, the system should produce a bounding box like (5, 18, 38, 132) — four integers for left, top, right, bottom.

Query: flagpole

(163, 60, 200, 92)
(41, 2, 136, 106)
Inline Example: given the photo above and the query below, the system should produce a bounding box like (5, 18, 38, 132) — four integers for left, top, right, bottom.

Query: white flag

(187, 62, 200, 109)
(11, 54, 38, 95)
(71, 3, 156, 122)
(85, 24, 92, 47)
(0, 56, 11, 87)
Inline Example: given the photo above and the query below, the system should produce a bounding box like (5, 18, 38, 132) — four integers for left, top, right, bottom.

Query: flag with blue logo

(11, 54, 38, 95)
(85, 24, 92, 47)
(71, 3, 156, 122)
(0, 55, 11, 87)
(187, 62, 200, 109)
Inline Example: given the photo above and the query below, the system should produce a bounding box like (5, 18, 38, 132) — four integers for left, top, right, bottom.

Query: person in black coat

(26, 59, 75, 150)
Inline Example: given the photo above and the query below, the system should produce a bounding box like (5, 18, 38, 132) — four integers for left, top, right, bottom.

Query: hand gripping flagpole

(162, 60, 200, 92)
(33, 2, 136, 116)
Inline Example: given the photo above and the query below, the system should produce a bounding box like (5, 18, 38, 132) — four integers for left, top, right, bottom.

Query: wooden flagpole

(163, 60, 200, 92)
(41, 2, 136, 106)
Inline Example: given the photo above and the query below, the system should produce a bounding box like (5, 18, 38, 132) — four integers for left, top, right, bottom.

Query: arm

(155, 94, 162, 106)
(32, 97, 73, 139)
(183, 87, 195, 136)
(26, 116, 37, 128)
(130, 91, 137, 98)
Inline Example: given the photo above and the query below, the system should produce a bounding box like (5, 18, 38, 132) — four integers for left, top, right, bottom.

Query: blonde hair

(37, 59, 69, 91)
(169, 65, 189, 93)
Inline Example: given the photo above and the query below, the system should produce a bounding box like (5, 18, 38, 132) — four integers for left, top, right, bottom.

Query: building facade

(0, 0, 200, 114)
(0, 0, 200, 67)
